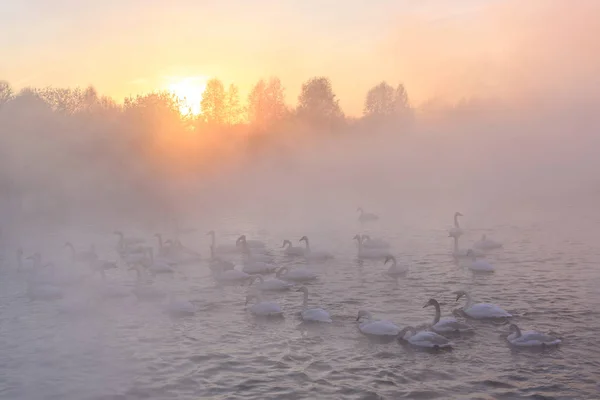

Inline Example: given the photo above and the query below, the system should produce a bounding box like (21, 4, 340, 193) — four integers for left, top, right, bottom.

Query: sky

(1, 0, 599, 115)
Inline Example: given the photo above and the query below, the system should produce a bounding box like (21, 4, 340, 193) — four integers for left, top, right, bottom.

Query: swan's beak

(423, 303, 429, 308)
(355, 316, 360, 321)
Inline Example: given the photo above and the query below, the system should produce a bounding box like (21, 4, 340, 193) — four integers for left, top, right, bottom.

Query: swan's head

(481, 234, 487, 240)
(356, 309, 373, 321)
(397, 326, 416, 340)
(250, 275, 264, 286)
(465, 249, 474, 257)
(357, 207, 363, 213)
(384, 255, 396, 265)
(236, 235, 247, 245)
(352, 234, 361, 242)
(17, 248, 23, 258)
(299, 236, 308, 243)
(295, 286, 308, 294)
(453, 290, 468, 302)
(275, 267, 288, 278)
(508, 323, 521, 338)
(423, 298, 439, 309)
(113, 231, 123, 236)
(361, 234, 371, 241)
(454, 212, 463, 217)
(206, 230, 215, 236)
(64, 242, 72, 248)
(282, 240, 291, 248)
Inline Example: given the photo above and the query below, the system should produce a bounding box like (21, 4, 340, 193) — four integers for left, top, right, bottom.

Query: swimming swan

(245, 294, 283, 317)
(398, 326, 453, 349)
(506, 324, 561, 347)
(281, 240, 305, 256)
(384, 255, 408, 276)
(464, 249, 495, 272)
(64, 242, 97, 264)
(357, 207, 379, 223)
(473, 234, 503, 250)
(299, 236, 333, 261)
(455, 290, 512, 319)
(276, 266, 317, 282)
(423, 298, 473, 333)
(295, 286, 331, 323)
(356, 310, 400, 337)
(451, 235, 484, 258)
(206, 231, 239, 254)
(354, 235, 390, 260)
(250, 275, 294, 291)
(448, 212, 464, 238)
(360, 234, 391, 249)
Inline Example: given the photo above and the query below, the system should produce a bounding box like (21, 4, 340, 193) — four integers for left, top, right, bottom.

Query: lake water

(1, 200, 599, 400)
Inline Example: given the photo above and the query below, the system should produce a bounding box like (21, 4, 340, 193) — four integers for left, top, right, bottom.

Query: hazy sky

(2, 0, 598, 115)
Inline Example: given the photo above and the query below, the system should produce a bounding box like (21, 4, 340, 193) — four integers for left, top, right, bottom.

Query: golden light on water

(167, 76, 208, 115)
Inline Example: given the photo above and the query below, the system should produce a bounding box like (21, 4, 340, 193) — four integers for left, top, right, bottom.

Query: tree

(247, 77, 288, 130)
(393, 84, 410, 115)
(200, 78, 226, 125)
(224, 84, 243, 125)
(363, 81, 395, 117)
(0, 81, 13, 107)
(296, 77, 343, 128)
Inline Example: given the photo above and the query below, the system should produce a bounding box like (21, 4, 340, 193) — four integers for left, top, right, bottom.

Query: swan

(463, 250, 495, 272)
(250, 275, 294, 292)
(64, 242, 97, 264)
(281, 240, 305, 256)
(276, 266, 317, 282)
(506, 324, 561, 347)
(383, 255, 408, 276)
(295, 286, 331, 323)
(208, 246, 235, 273)
(88, 258, 118, 279)
(357, 207, 379, 223)
(454, 290, 512, 319)
(299, 236, 333, 261)
(164, 295, 196, 316)
(130, 266, 165, 301)
(398, 326, 453, 349)
(143, 248, 175, 274)
(206, 230, 239, 254)
(163, 239, 201, 264)
(451, 235, 484, 258)
(360, 234, 391, 250)
(213, 267, 251, 285)
(236, 235, 266, 249)
(448, 212, 464, 238)
(423, 298, 473, 333)
(356, 310, 400, 337)
(114, 231, 145, 251)
(242, 261, 277, 275)
(354, 235, 390, 260)
(245, 294, 283, 317)
(473, 234, 503, 250)
(239, 238, 273, 264)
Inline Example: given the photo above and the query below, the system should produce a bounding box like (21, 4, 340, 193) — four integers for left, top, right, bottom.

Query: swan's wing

(360, 320, 400, 336)
(303, 308, 332, 322)
(469, 303, 511, 318)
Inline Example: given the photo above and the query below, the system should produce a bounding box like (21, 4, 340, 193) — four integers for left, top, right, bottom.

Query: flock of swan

(2, 209, 561, 351)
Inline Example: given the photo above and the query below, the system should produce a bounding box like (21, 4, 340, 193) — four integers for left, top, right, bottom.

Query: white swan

(398, 326, 453, 349)
(114, 231, 145, 252)
(299, 236, 333, 261)
(356, 310, 400, 337)
(245, 294, 283, 317)
(206, 231, 239, 254)
(208, 246, 235, 273)
(423, 298, 473, 333)
(163, 239, 202, 264)
(130, 266, 165, 301)
(383, 255, 408, 276)
(281, 240, 305, 256)
(213, 267, 250, 285)
(506, 324, 561, 347)
(473, 234, 503, 250)
(276, 266, 317, 282)
(451, 235, 484, 258)
(354, 235, 390, 260)
(250, 275, 294, 292)
(448, 212, 464, 238)
(65, 242, 97, 264)
(295, 286, 331, 323)
(164, 295, 196, 316)
(455, 290, 512, 319)
(238, 236, 273, 264)
(360, 234, 391, 250)
(236, 235, 266, 249)
(144, 248, 175, 274)
(357, 207, 379, 223)
(463, 250, 495, 272)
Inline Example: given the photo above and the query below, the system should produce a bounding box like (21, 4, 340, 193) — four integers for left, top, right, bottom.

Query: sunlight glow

(167, 76, 208, 115)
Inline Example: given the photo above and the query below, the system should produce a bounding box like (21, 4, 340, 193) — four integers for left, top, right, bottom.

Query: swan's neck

(66, 243, 76, 256)
(453, 237, 459, 251)
(302, 291, 308, 308)
(463, 293, 473, 308)
(156, 235, 163, 250)
(209, 245, 215, 260)
(511, 325, 522, 338)
(433, 303, 441, 325)
(302, 240, 310, 250)
(454, 214, 460, 228)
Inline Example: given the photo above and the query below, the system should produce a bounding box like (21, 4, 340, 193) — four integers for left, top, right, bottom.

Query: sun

(166, 76, 207, 115)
